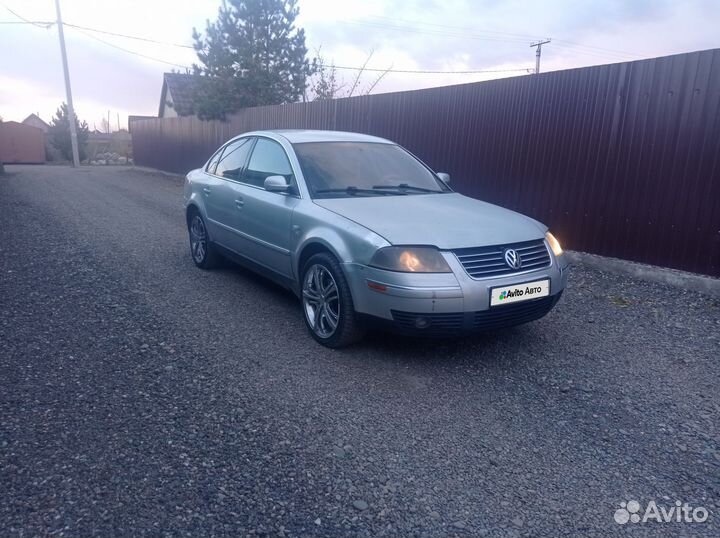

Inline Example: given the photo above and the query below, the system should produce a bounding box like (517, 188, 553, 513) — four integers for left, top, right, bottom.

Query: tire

(187, 209, 221, 269)
(301, 252, 365, 348)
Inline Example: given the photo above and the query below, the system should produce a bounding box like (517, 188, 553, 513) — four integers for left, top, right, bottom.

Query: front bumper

(343, 247, 569, 334)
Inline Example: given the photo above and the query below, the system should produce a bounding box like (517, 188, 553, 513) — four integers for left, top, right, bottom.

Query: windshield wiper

(314, 186, 402, 196)
(372, 183, 440, 193)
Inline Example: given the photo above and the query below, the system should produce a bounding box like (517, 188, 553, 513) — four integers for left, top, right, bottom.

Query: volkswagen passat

(184, 130, 568, 347)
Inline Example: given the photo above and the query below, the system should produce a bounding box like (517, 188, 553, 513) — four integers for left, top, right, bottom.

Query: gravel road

(1, 165, 718, 537)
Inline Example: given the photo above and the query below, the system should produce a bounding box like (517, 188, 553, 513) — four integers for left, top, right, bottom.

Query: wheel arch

(186, 201, 217, 245)
(185, 202, 202, 225)
(296, 240, 341, 280)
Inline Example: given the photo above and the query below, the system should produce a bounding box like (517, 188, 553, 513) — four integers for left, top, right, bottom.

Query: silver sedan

(184, 130, 568, 347)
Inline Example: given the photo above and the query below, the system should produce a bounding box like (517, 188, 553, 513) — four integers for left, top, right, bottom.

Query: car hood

(313, 193, 546, 249)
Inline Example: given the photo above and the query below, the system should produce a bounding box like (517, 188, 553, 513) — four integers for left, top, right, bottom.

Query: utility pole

(530, 39, 551, 74)
(54, 0, 80, 167)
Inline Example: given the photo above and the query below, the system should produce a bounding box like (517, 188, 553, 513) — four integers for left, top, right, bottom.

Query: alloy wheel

(189, 215, 207, 264)
(302, 264, 340, 338)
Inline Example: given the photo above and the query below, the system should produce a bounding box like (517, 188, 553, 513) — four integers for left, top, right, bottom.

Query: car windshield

(293, 142, 451, 198)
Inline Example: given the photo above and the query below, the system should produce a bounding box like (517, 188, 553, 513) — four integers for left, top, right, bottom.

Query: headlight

(546, 232, 563, 256)
(370, 247, 452, 273)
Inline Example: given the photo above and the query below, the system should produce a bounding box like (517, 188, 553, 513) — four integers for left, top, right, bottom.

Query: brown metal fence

(0, 122, 45, 164)
(131, 49, 720, 276)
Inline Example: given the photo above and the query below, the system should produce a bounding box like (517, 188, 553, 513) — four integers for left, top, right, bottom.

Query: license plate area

(490, 279, 550, 306)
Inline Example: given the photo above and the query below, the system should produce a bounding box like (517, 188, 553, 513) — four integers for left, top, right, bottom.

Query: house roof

(22, 113, 49, 129)
(2, 120, 42, 130)
(0, 121, 44, 138)
(159, 73, 205, 117)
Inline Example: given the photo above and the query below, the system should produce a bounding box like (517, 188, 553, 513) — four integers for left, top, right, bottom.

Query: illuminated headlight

(546, 232, 563, 257)
(370, 247, 452, 273)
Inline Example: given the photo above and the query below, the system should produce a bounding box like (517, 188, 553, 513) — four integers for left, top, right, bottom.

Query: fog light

(414, 317, 430, 329)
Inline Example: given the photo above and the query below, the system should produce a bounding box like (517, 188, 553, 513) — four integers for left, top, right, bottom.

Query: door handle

(202, 187, 211, 196)
(235, 198, 244, 209)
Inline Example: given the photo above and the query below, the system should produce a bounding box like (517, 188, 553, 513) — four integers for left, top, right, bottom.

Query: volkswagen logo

(504, 248, 522, 269)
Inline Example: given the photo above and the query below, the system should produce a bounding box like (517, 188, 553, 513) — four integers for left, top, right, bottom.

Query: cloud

(0, 0, 717, 127)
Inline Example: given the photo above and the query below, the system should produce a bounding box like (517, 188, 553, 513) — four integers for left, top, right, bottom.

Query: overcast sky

(1, 0, 718, 130)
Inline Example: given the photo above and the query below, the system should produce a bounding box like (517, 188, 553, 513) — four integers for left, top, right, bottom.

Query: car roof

(242, 129, 394, 145)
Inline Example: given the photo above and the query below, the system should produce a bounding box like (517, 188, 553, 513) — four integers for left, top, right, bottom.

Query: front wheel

(301, 253, 365, 348)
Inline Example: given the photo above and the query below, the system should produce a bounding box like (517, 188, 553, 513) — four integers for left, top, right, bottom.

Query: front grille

(453, 239, 551, 279)
(473, 294, 558, 330)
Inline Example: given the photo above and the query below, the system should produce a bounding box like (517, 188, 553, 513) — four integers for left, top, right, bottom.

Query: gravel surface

(1, 165, 718, 537)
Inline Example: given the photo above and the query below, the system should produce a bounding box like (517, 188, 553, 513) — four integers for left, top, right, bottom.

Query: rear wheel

(187, 210, 220, 269)
(301, 253, 365, 348)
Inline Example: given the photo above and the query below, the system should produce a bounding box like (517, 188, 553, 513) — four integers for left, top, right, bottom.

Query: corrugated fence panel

(130, 49, 720, 276)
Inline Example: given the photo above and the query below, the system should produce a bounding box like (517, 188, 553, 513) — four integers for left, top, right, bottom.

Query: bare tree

(362, 63, 393, 95)
(347, 50, 374, 98)
(309, 48, 391, 100)
(309, 48, 345, 100)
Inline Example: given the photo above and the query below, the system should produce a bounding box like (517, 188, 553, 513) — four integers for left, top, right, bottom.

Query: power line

(3, 0, 645, 64)
(332, 65, 532, 74)
(61, 20, 529, 75)
(67, 26, 529, 75)
(341, 19, 532, 45)
(102, 15, 642, 64)
(364, 15, 544, 41)
(63, 22, 196, 49)
(344, 16, 644, 61)
(0, 1, 52, 28)
(1, 1, 197, 66)
(551, 39, 639, 60)
(75, 16, 644, 63)
(0, 20, 54, 25)
(373, 15, 644, 58)
(69, 26, 192, 69)
(2, 5, 635, 78)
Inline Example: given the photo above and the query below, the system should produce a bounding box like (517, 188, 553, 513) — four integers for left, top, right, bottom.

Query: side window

(215, 138, 253, 181)
(244, 138, 294, 189)
(205, 147, 223, 174)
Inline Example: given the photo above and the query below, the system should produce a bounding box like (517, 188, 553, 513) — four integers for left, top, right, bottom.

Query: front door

(231, 137, 299, 278)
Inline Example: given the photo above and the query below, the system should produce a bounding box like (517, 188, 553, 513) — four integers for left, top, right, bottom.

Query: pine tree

(48, 103, 89, 162)
(192, 0, 314, 120)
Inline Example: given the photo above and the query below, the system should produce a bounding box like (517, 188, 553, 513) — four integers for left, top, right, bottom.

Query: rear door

(203, 137, 254, 249)
(229, 137, 300, 277)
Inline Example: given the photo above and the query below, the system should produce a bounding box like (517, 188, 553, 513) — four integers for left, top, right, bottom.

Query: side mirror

(264, 175, 290, 192)
(437, 172, 450, 184)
